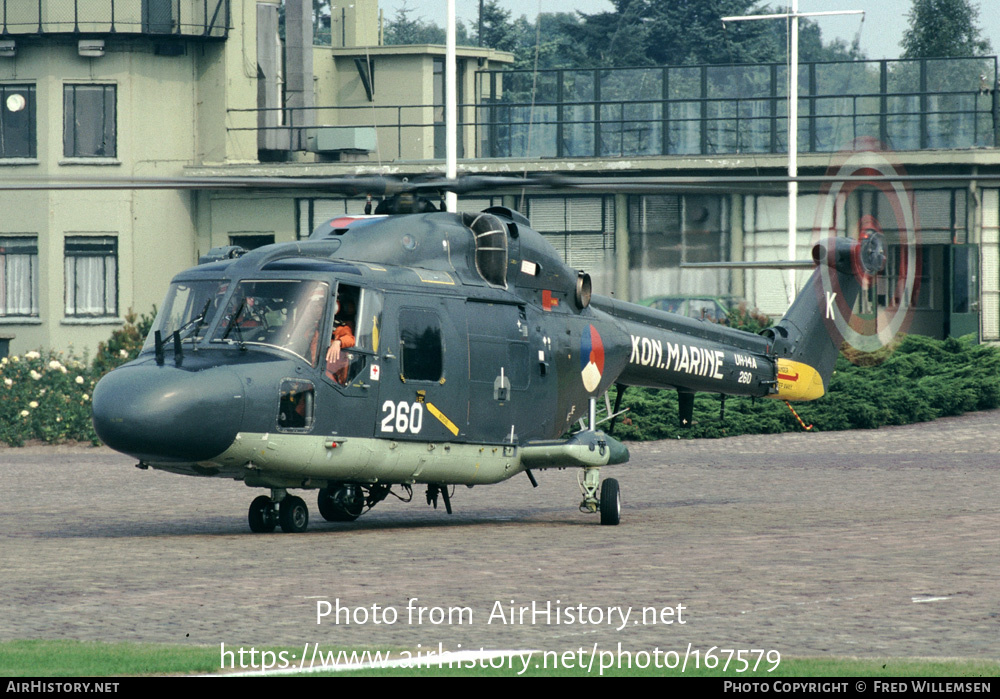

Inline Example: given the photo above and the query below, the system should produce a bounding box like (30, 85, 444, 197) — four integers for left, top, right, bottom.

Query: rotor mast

(722, 3, 864, 305)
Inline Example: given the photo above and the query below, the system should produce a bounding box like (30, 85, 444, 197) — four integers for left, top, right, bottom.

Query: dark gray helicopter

(88, 176, 890, 534)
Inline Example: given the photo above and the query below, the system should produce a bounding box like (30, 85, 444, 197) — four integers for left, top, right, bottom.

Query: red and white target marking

(813, 141, 921, 355)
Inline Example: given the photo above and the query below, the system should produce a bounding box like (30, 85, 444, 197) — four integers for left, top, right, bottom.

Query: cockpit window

(142, 280, 228, 352)
(210, 280, 330, 364)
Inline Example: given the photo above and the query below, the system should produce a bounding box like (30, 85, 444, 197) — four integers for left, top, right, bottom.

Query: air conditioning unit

(0, 40, 16, 58)
(307, 127, 377, 154)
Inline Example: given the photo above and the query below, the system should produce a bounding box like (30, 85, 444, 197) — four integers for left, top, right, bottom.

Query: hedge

(1, 308, 996, 446)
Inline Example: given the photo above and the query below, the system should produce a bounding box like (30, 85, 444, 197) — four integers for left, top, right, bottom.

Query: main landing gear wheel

(600, 478, 621, 526)
(317, 485, 365, 522)
(248, 495, 277, 533)
(580, 467, 622, 525)
(279, 495, 309, 533)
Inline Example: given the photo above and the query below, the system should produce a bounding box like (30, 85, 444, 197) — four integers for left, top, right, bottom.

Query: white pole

(445, 0, 458, 213)
(787, 0, 798, 305)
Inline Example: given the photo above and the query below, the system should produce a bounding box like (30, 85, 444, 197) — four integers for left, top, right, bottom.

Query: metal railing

(478, 56, 1000, 157)
(227, 104, 452, 162)
(229, 56, 1000, 162)
(477, 88, 996, 158)
(0, 0, 229, 38)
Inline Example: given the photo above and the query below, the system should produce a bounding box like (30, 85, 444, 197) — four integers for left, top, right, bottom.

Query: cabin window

(322, 286, 383, 386)
(278, 379, 314, 432)
(211, 279, 330, 364)
(354, 289, 383, 352)
(399, 308, 443, 382)
(142, 279, 226, 352)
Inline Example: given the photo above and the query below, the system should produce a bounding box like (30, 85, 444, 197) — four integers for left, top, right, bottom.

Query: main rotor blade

(1, 170, 998, 195)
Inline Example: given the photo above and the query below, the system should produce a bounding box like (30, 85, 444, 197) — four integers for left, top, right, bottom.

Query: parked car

(637, 295, 744, 323)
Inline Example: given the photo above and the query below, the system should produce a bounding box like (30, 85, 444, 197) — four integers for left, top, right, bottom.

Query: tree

(901, 0, 992, 58)
(566, 0, 787, 67)
(383, 2, 470, 46)
(473, 0, 520, 53)
(516, 13, 592, 70)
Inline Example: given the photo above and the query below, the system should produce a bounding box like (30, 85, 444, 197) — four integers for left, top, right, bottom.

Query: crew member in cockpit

(326, 295, 356, 383)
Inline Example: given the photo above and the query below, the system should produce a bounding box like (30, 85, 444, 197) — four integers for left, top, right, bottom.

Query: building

(0, 0, 257, 355)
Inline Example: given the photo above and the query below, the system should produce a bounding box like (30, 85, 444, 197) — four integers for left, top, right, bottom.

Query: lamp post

(722, 2, 864, 304)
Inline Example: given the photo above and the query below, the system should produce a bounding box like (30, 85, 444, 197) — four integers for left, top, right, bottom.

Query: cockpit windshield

(142, 280, 228, 352)
(211, 280, 330, 364)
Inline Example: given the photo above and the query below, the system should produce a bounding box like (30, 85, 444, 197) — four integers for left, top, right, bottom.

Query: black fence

(477, 57, 1000, 158)
(230, 56, 1000, 161)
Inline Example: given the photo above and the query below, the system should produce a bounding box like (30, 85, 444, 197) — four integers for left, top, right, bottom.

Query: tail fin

(764, 235, 884, 401)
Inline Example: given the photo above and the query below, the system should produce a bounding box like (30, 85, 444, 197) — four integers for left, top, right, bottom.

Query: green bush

(609, 334, 1000, 440)
(91, 308, 155, 375)
(0, 350, 97, 446)
(2, 314, 999, 446)
(726, 302, 774, 333)
(0, 311, 152, 446)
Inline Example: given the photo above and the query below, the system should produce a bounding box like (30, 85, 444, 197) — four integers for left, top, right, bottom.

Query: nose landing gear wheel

(279, 495, 309, 533)
(248, 495, 277, 533)
(600, 478, 621, 526)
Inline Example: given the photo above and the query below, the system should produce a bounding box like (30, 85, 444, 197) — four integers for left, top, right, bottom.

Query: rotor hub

(857, 230, 886, 277)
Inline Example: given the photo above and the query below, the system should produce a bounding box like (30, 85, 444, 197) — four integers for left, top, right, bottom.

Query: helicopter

(86, 174, 894, 534)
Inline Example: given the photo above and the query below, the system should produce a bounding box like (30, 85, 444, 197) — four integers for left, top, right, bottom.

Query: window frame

(0, 84, 37, 160)
(64, 235, 118, 318)
(0, 235, 39, 318)
(63, 83, 117, 159)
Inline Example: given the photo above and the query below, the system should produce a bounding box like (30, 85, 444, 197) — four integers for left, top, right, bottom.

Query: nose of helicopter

(92, 362, 246, 463)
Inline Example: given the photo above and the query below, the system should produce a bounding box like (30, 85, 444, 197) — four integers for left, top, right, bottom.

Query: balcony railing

(229, 56, 1000, 162)
(0, 0, 229, 38)
(478, 56, 1000, 157)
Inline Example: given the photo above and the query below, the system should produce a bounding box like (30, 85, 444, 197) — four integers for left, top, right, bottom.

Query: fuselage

(92, 207, 792, 488)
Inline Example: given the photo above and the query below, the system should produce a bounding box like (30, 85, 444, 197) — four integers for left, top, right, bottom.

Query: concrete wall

(315, 46, 512, 162)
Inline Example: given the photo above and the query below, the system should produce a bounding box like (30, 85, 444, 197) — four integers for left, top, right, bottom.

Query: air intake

(465, 213, 508, 288)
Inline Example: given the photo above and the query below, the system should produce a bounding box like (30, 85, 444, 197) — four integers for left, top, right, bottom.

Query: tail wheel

(600, 478, 621, 526)
(279, 495, 309, 533)
(248, 495, 276, 533)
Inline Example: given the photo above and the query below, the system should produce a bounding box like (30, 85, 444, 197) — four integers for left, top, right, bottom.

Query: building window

(63, 84, 116, 158)
(0, 236, 38, 317)
(0, 85, 36, 159)
(65, 236, 117, 317)
(229, 233, 275, 250)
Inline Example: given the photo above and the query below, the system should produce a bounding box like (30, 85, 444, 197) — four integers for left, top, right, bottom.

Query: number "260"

(380, 401, 424, 434)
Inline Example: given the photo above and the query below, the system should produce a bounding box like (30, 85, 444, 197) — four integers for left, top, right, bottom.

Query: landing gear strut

(579, 467, 621, 526)
(425, 484, 453, 514)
